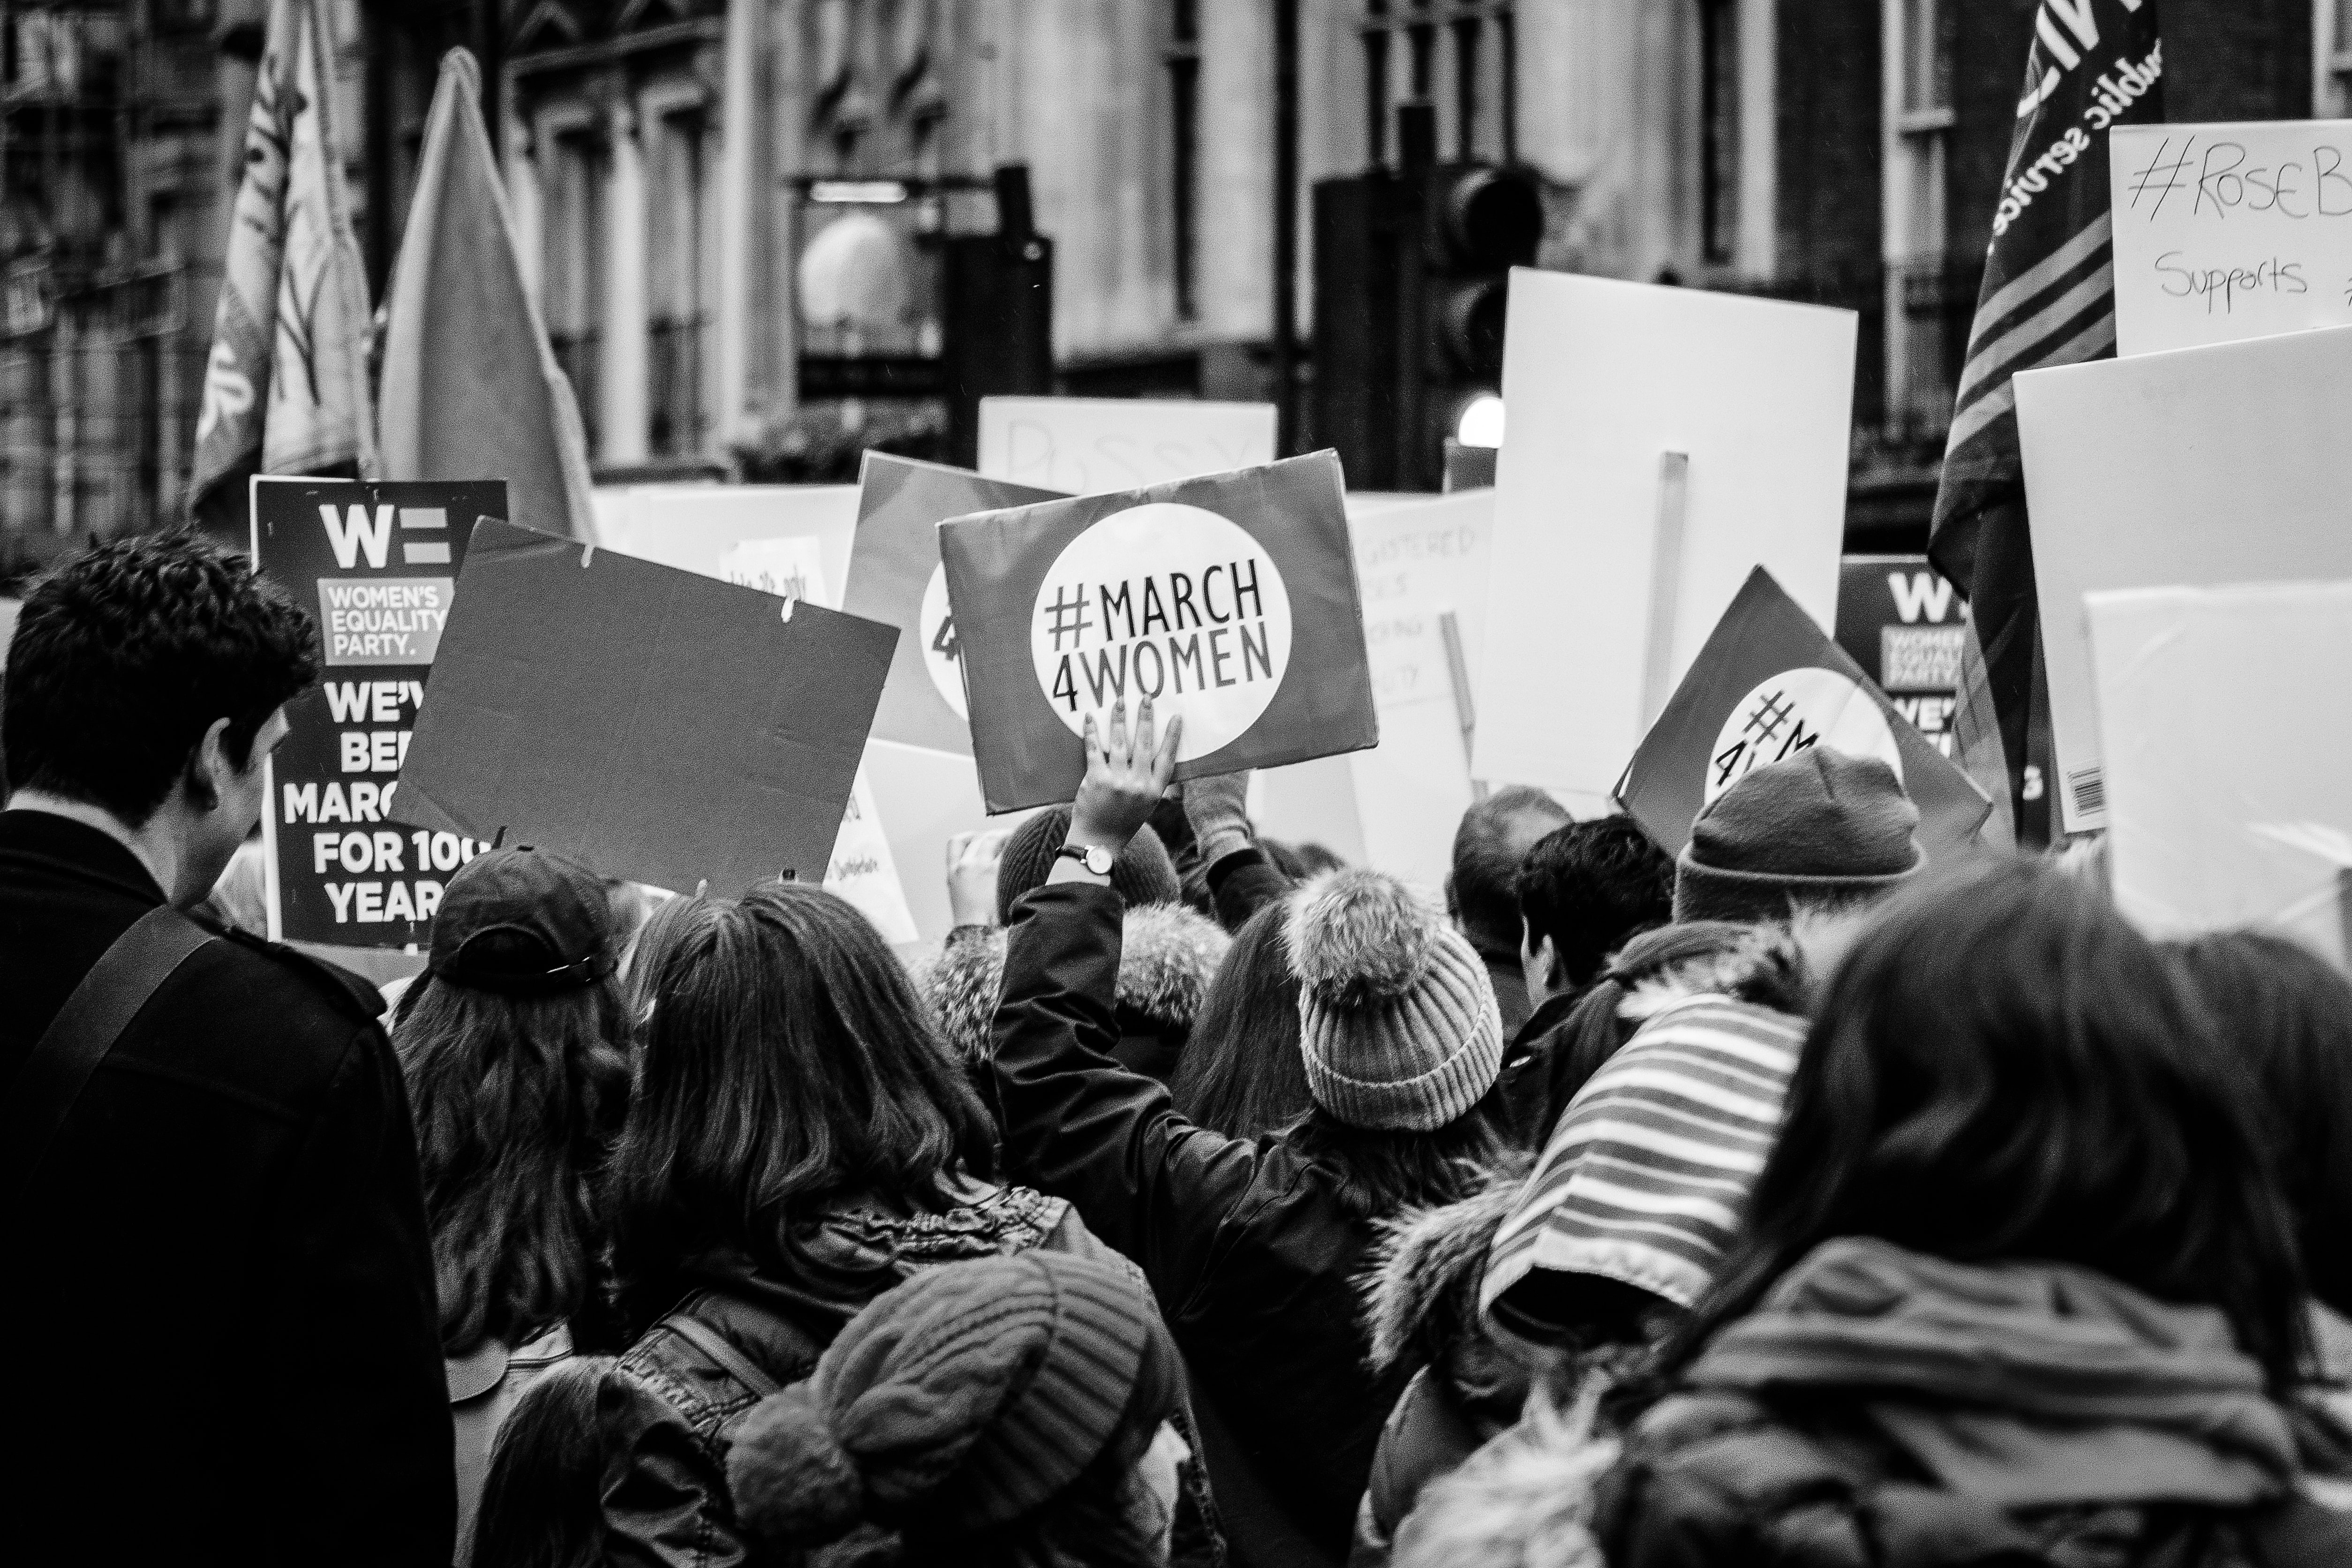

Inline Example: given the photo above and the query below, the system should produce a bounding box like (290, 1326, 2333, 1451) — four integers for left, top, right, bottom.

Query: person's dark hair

(1263, 839, 1346, 880)
(1284, 1084, 1517, 1220)
(469, 1355, 616, 1568)
(1515, 816, 1674, 991)
(1169, 901, 1311, 1137)
(609, 883, 998, 1317)
(5, 533, 317, 824)
(1446, 787, 1571, 954)
(394, 973, 633, 1355)
(1656, 860, 2309, 1394)
(2171, 929, 2352, 1321)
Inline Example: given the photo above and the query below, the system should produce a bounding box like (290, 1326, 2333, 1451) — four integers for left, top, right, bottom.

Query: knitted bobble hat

(996, 806, 1183, 924)
(1674, 748, 1925, 927)
(726, 1253, 1181, 1551)
(1286, 869, 1504, 1132)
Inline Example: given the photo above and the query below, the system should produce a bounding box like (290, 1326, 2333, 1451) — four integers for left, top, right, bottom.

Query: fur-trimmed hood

(1613, 908, 1865, 1029)
(915, 903, 1230, 1066)
(1358, 1172, 1529, 1379)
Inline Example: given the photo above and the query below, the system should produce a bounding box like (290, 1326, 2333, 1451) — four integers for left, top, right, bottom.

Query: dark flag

(1930, 0, 2163, 842)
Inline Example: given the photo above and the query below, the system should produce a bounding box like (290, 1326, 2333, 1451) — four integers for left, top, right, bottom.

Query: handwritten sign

(2110, 121, 2352, 356)
(977, 397, 1275, 493)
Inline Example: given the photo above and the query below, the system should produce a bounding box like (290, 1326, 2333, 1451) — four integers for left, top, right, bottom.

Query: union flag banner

(1929, 0, 2162, 842)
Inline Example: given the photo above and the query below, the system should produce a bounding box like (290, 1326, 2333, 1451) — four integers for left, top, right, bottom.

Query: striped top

(1481, 993, 1805, 1330)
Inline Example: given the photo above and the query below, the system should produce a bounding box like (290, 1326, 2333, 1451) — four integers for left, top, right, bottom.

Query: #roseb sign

(941, 451, 1378, 813)
(252, 476, 504, 946)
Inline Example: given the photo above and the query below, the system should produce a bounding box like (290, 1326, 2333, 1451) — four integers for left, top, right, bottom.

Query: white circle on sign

(918, 563, 969, 718)
(1704, 667, 1902, 807)
(1030, 502, 1293, 762)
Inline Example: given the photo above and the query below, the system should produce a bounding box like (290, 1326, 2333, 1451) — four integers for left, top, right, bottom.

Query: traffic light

(1311, 107, 1541, 490)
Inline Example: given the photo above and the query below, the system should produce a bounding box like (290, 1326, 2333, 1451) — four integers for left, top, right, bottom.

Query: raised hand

(1070, 696, 1183, 855)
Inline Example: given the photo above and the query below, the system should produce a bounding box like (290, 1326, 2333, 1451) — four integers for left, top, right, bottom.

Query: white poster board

(2108, 121, 2352, 358)
(977, 397, 1276, 493)
(1471, 271, 1855, 795)
(863, 738, 1039, 950)
(2088, 580, 2352, 970)
(2014, 322, 2352, 833)
(594, 484, 859, 601)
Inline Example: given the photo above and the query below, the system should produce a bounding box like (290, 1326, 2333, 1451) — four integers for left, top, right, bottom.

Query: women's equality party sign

(940, 451, 1379, 813)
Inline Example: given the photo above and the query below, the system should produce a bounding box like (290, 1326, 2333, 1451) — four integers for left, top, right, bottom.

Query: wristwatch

(1056, 843, 1116, 876)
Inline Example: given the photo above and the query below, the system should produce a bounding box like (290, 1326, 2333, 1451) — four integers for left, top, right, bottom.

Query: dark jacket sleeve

(1207, 846, 1295, 934)
(988, 882, 1266, 1300)
(597, 1373, 751, 1568)
(260, 1021, 457, 1568)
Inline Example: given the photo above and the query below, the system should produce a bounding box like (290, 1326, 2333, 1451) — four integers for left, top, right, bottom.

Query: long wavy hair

(469, 1355, 616, 1568)
(393, 974, 632, 1355)
(607, 883, 998, 1317)
(1169, 902, 1311, 1138)
(1651, 859, 2310, 1395)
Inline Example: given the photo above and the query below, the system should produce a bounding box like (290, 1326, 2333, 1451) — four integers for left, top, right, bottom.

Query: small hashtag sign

(2126, 137, 2195, 216)
(1044, 583, 1093, 652)
(1742, 689, 1795, 746)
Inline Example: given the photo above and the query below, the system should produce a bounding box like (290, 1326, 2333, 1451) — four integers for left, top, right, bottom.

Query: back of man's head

(6, 534, 317, 827)
(1447, 786, 1572, 956)
(1673, 747, 1923, 927)
(1515, 816, 1675, 991)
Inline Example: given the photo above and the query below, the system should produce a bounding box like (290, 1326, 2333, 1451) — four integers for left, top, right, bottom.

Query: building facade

(0, 0, 2328, 548)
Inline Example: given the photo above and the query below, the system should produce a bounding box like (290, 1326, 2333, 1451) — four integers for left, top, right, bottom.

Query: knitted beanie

(1674, 748, 1924, 926)
(726, 1253, 1182, 1550)
(1286, 870, 1504, 1132)
(997, 806, 1183, 925)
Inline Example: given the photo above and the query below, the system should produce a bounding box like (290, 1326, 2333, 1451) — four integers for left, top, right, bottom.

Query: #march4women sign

(941, 452, 1379, 814)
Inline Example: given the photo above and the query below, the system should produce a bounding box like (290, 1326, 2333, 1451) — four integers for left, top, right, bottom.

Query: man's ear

(1535, 934, 1560, 991)
(184, 716, 237, 812)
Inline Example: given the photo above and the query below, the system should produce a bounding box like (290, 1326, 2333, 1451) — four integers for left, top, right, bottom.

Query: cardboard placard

(396, 518, 896, 896)
(942, 451, 1378, 814)
(1834, 555, 1966, 759)
(1617, 567, 1992, 865)
(2109, 121, 2352, 357)
(2015, 322, 2352, 833)
(826, 767, 921, 947)
(1472, 271, 1856, 795)
(843, 453, 1066, 755)
(977, 397, 1277, 493)
(252, 477, 504, 945)
(862, 738, 1041, 947)
(593, 484, 860, 604)
(2088, 580, 2352, 969)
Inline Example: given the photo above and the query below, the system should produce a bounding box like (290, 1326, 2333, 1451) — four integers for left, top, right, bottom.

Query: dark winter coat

(1593, 1237, 2352, 1568)
(597, 1176, 1222, 1568)
(988, 881, 1419, 1568)
(921, 900, 1230, 1083)
(0, 813, 452, 1568)
(1350, 1178, 1533, 1568)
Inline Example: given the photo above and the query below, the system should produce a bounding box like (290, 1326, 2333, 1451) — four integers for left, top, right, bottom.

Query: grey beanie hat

(1286, 870, 1504, 1132)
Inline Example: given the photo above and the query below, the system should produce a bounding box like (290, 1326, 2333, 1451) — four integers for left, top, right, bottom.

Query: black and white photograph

(5, 2, 2352, 1565)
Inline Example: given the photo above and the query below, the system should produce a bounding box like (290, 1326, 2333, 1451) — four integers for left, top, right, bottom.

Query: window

(648, 109, 708, 457)
(1361, 2, 1515, 167)
(1699, 0, 1740, 266)
(2328, 0, 2352, 116)
(1168, 0, 1200, 318)
(544, 128, 607, 453)
(1885, 0, 1960, 432)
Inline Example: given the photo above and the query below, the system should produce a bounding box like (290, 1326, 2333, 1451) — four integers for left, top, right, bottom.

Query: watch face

(1083, 845, 1114, 875)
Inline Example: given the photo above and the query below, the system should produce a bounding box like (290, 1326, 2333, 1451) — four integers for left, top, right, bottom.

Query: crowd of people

(10, 533, 2352, 1568)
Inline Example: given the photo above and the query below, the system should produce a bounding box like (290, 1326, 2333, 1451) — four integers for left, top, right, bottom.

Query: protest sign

(826, 768, 921, 946)
(397, 518, 896, 896)
(252, 477, 502, 946)
(2108, 121, 2352, 357)
(1834, 556, 1966, 759)
(862, 738, 1041, 946)
(2088, 580, 2352, 969)
(844, 454, 1066, 754)
(977, 397, 1276, 493)
(942, 451, 1377, 814)
(1618, 568, 1992, 865)
(1472, 271, 1855, 796)
(594, 484, 860, 601)
(2015, 321, 2352, 833)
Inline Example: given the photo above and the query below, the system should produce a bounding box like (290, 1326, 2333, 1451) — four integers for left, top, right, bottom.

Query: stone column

(600, 98, 650, 465)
